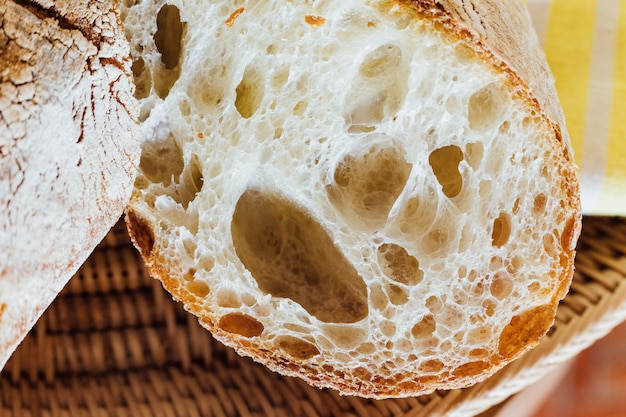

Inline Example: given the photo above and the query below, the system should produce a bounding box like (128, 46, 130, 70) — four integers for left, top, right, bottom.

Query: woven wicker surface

(2, 216, 626, 417)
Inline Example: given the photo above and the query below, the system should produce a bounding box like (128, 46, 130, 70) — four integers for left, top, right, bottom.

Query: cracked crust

(0, 0, 140, 369)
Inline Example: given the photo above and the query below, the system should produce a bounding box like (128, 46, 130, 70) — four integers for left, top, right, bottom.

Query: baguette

(0, 0, 139, 369)
(123, 0, 581, 398)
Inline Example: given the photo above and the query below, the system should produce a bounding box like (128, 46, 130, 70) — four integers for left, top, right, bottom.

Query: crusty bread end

(0, 0, 139, 369)
(123, 0, 580, 398)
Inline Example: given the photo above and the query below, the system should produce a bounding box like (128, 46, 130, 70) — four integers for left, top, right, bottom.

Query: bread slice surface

(123, 0, 580, 398)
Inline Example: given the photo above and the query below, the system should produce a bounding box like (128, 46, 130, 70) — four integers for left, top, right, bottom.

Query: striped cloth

(524, 0, 626, 216)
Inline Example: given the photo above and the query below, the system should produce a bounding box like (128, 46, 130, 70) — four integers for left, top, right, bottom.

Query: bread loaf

(123, 0, 581, 397)
(0, 0, 139, 369)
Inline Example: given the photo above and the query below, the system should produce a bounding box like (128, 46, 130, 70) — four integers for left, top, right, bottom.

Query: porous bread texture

(0, 0, 139, 370)
(123, 0, 581, 398)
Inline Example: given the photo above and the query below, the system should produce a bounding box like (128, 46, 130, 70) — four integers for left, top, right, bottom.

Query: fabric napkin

(524, 0, 626, 216)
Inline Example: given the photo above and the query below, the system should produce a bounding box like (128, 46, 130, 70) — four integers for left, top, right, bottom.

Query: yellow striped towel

(524, 0, 626, 216)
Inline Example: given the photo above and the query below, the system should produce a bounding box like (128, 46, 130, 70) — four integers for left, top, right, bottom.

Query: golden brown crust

(497, 304, 556, 361)
(124, 209, 155, 259)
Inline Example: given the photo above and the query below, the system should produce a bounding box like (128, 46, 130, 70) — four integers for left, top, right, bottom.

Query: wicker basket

(2, 216, 626, 417)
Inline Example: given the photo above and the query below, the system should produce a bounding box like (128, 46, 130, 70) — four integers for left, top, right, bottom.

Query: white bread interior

(123, 0, 581, 398)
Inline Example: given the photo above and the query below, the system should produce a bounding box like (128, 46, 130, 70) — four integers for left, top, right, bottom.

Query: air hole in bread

(347, 44, 407, 129)
(483, 299, 496, 317)
(371, 284, 388, 311)
(275, 336, 320, 360)
(323, 325, 368, 350)
(270, 65, 289, 89)
(155, 5, 183, 69)
(179, 99, 191, 116)
(183, 239, 196, 259)
(283, 323, 311, 333)
(153, 4, 184, 99)
(426, 295, 444, 314)
(328, 140, 411, 228)
(411, 314, 436, 339)
(241, 293, 257, 307)
(533, 193, 547, 215)
(421, 220, 455, 255)
(139, 134, 184, 187)
(292, 100, 308, 116)
(445, 96, 461, 114)
(438, 303, 463, 329)
(235, 64, 265, 118)
(528, 281, 541, 294)
(479, 179, 492, 199)
(266, 43, 278, 54)
(512, 197, 521, 214)
(465, 141, 484, 170)
(216, 288, 241, 308)
(541, 232, 555, 257)
(385, 283, 409, 306)
(380, 320, 396, 337)
(467, 327, 491, 345)
(489, 256, 503, 272)
(183, 268, 196, 281)
(187, 280, 210, 298)
(470, 348, 490, 359)
(419, 359, 444, 374)
(359, 44, 402, 78)
(377, 243, 423, 286)
(191, 64, 228, 109)
(231, 189, 368, 324)
(218, 312, 264, 337)
(396, 192, 437, 235)
(351, 125, 377, 133)
(396, 335, 416, 352)
(507, 256, 522, 275)
(464, 269, 481, 286)
(429, 145, 463, 199)
(540, 164, 552, 180)
(468, 83, 507, 132)
(491, 212, 511, 248)
(490, 272, 513, 300)
(356, 342, 376, 356)
(453, 287, 468, 305)
(470, 281, 486, 297)
(171, 154, 204, 209)
(131, 57, 151, 100)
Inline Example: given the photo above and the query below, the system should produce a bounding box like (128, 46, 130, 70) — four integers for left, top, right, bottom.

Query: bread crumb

(305, 15, 326, 27)
(225, 7, 245, 27)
